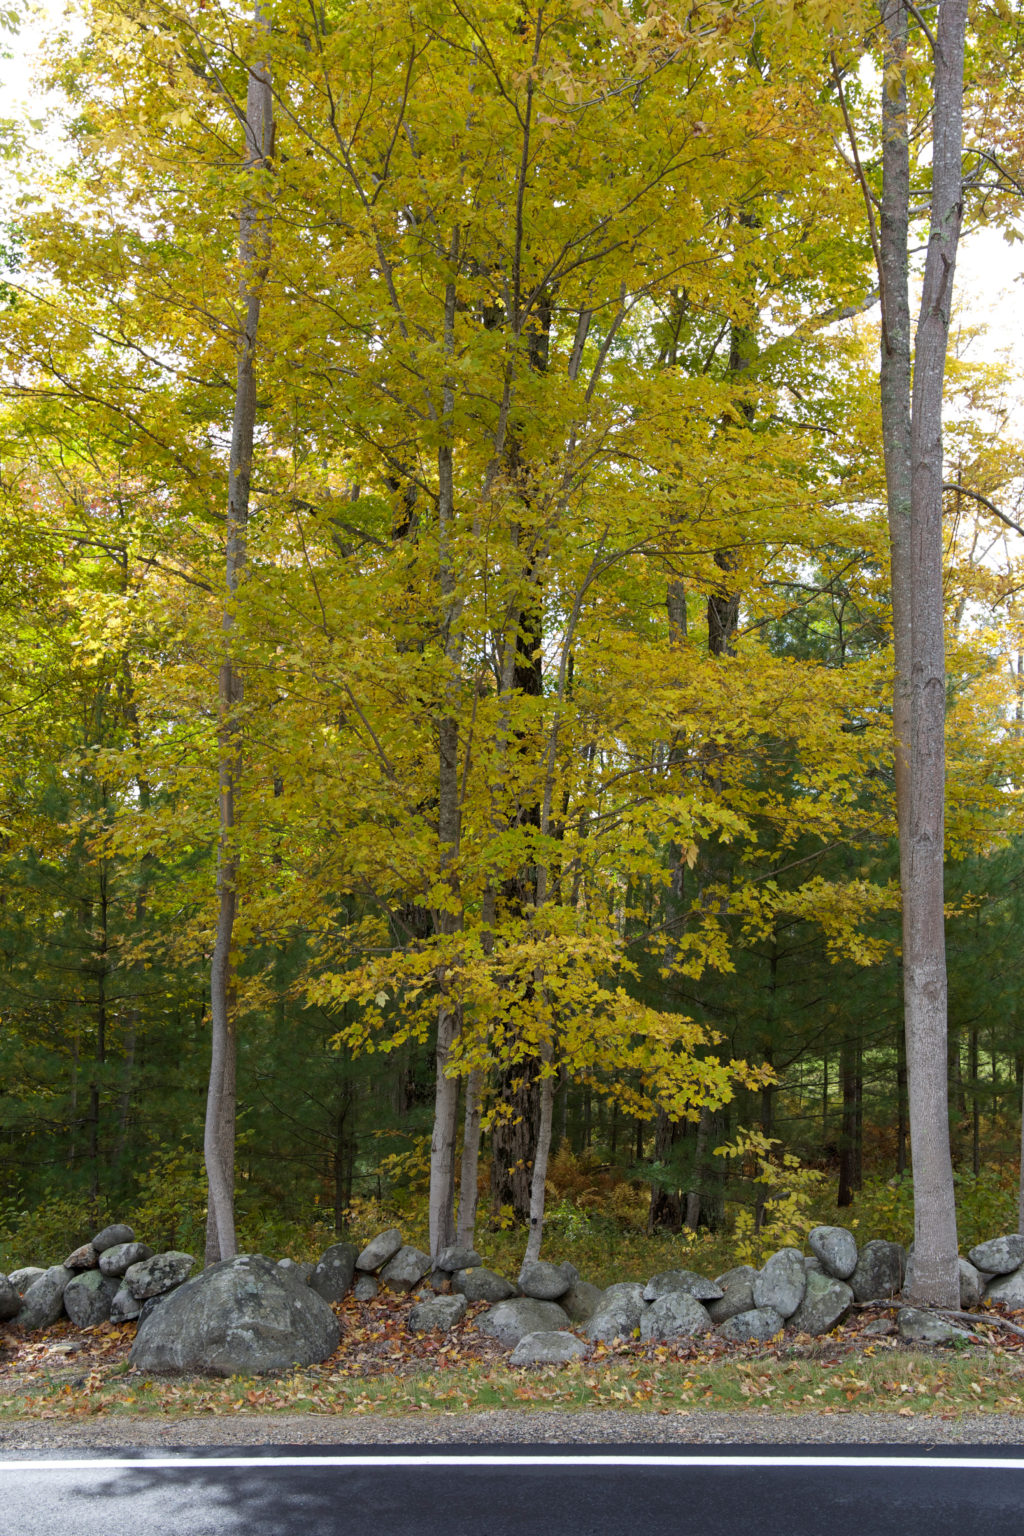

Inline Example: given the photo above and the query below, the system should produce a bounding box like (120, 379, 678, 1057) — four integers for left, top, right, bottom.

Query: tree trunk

(205, 16, 273, 1266)
(901, 0, 967, 1307)
(838, 1033, 857, 1207)
(456, 1066, 484, 1249)
(523, 1051, 555, 1263)
(427, 234, 463, 1259)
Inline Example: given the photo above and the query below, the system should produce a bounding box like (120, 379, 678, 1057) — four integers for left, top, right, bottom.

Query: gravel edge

(1, 1408, 1023, 1450)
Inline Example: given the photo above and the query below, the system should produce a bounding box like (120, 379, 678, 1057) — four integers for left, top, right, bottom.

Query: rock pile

(3, 1225, 195, 1332)
(5, 1217, 1022, 1374)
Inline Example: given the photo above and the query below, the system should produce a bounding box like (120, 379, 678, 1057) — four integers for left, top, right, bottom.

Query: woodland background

(1, 0, 1023, 1273)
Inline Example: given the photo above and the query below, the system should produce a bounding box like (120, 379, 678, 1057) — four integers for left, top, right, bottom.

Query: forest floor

(1, 1290, 1023, 1425)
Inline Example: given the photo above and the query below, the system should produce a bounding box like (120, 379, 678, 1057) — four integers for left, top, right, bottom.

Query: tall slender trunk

(901, 0, 967, 1306)
(205, 15, 273, 1265)
(523, 1045, 555, 1264)
(456, 1066, 484, 1249)
(428, 232, 463, 1259)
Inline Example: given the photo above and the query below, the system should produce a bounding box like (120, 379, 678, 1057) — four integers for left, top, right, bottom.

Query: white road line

(0, 1454, 1022, 1472)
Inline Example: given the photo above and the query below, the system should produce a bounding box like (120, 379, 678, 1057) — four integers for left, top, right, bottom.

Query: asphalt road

(4, 1444, 1024, 1535)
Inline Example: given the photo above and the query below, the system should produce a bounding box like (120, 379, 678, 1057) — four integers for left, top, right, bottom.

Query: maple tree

(0, 0, 1023, 1275)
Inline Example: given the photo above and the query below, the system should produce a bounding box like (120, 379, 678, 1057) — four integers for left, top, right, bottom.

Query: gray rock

(510, 1330, 587, 1366)
(897, 1306, 970, 1345)
(476, 1298, 570, 1347)
(716, 1306, 785, 1344)
(309, 1242, 358, 1303)
(958, 1258, 983, 1310)
(708, 1266, 757, 1326)
(788, 1270, 854, 1336)
(15, 1265, 74, 1330)
(7, 1267, 45, 1294)
(561, 1281, 604, 1324)
(861, 1316, 896, 1337)
(0, 1275, 21, 1321)
(808, 1225, 858, 1280)
(753, 1249, 806, 1319)
(427, 1269, 451, 1292)
(380, 1245, 432, 1294)
(130, 1253, 340, 1376)
(352, 1274, 378, 1302)
(433, 1245, 482, 1273)
(453, 1267, 517, 1304)
(99, 1242, 154, 1278)
(803, 1256, 825, 1276)
(408, 1294, 468, 1333)
(642, 1270, 723, 1304)
(91, 1224, 135, 1253)
(984, 1267, 1024, 1308)
(64, 1270, 119, 1328)
(138, 1292, 173, 1326)
(110, 1283, 142, 1323)
(64, 1243, 99, 1271)
(276, 1259, 315, 1285)
(640, 1291, 712, 1342)
(584, 1282, 646, 1343)
(356, 1229, 404, 1273)
(968, 1235, 1024, 1276)
(124, 1250, 195, 1300)
(850, 1240, 906, 1303)
(518, 1260, 573, 1301)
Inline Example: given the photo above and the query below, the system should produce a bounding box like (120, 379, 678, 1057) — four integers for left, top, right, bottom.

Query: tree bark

(456, 1066, 484, 1249)
(524, 1047, 555, 1263)
(901, 0, 967, 1306)
(427, 233, 463, 1259)
(205, 14, 273, 1265)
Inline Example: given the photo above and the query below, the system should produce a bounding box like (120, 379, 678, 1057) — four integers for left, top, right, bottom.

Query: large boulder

(0, 1275, 22, 1321)
(452, 1267, 517, 1304)
(518, 1260, 574, 1301)
(510, 1331, 587, 1366)
(716, 1306, 784, 1344)
(561, 1281, 604, 1324)
(64, 1270, 119, 1328)
(984, 1267, 1024, 1308)
(15, 1265, 74, 1330)
(808, 1226, 858, 1281)
(476, 1298, 570, 1347)
(99, 1242, 153, 1278)
(708, 1266, 757, 1326)
(309, 1242, 358, 1303)
(91, 1224, 135, 1254)
(968, 1235, 1024, 1277)
(850, 1240, 905, 1303)
(408, 1294, 468, 1332)
(897, 1307, 970, 1346)
(356, 1229, 404, 1273)
(642, 1270, 723, 1304)
(64, 1243, 99, 1271)
(753, 1249, 806, 1319)
(381, 1246, 432, 1294)
(788, 1271, 853, 1337)
(434, 1245, 482, 1273)
(8, 1267, 45, 1294)
(124, 1251, 195, 1300)
(640, 1291, 712, 1342)
(584, 1282, 646, 1343)
(130, 1253, 340, 1376)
